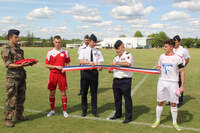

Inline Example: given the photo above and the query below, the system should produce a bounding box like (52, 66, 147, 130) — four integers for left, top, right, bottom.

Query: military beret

(173, 35, 181, 42)
(114, 40, 123, 49)
(84, 34, 89, 39)
(8, 29, 20, 37)
(89, 34, 97, 42)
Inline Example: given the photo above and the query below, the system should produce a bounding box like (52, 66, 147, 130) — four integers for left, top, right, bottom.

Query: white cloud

(56, 26, 68, 32)
(93, 21, 112, 26)
(148, 23, 169, 29)
(78, 25, 90, 29)
(112, 2, 155, 20)
(63, 4, 99, 16)
(63, 4, 102, 23)
(26, 7, 56, 20)
(188, 18, 200, 27)
(161, 11, 190, 21)
(0, 16, 17, 24)
(98, 0, 135, 5)
(73, 16, 102, 23)
(131, 24, 144, 28)
(173, 0, 200, 12)
(127, 18, 148, 24)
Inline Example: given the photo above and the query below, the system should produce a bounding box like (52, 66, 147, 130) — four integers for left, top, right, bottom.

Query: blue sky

(0, 0, 200, 39)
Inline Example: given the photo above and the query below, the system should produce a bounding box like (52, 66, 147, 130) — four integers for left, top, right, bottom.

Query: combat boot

(4, 120, 14, 127)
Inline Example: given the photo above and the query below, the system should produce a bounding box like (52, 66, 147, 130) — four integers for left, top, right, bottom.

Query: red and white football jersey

(45, 48, 70, 73)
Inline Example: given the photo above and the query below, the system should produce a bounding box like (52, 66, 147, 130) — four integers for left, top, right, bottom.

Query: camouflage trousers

(4, 77, 26, 120)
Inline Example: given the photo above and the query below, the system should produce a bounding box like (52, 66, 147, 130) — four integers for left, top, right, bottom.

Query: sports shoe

(152, 121, 160, 128)
(47, 110, 55, 117)
(63, 111, 69, 118)
(173, 123, 181, 131)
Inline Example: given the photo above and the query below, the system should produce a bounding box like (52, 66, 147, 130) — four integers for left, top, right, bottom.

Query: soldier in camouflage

(1, 29, 37, 127)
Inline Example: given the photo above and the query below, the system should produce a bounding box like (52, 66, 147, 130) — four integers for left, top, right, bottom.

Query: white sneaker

(47, 110, 55, 117)
(63, 111, 69, 118)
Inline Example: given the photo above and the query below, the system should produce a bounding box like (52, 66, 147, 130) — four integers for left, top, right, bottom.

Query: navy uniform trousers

(112, 78, 133, 120)
(81, 70, 98, 114)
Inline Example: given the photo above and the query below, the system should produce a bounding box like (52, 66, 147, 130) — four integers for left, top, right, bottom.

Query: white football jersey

(157, 53, 184, 82)
(113, 51, 134, 79)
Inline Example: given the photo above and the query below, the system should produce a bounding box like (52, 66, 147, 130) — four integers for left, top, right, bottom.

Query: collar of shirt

(53, 48, 64, 52)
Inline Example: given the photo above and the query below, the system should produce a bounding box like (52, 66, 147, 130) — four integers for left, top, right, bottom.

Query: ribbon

(62, 65, 160, 74)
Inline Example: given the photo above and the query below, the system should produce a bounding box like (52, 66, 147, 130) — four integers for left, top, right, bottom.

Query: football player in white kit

(152, 39, 185, 131)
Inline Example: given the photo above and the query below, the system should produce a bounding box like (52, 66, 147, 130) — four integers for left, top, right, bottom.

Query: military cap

(89, 34, 97, 42)
(114, 40, 123, 49)
(173, 35, 181, 42)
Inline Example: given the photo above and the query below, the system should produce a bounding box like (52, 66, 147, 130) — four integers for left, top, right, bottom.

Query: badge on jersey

(60, 53, 64, 57)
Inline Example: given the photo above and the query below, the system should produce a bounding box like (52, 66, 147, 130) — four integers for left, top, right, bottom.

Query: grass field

(0, 47, 200, 133)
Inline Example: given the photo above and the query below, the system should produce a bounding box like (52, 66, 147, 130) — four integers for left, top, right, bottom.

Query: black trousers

(80, 70, 84, 95)
(112, 78, 133, 120)
(178, 73, 183, 103)
(81, 70, 98, 114)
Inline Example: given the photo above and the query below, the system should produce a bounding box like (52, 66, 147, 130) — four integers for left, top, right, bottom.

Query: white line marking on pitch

(0, 106, 199, 132)
(106, 66, 156, 119)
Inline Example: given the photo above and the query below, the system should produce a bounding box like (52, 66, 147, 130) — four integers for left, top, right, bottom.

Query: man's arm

(7, 62, 31, 68)
(111, 61, 131, 67)
(185, 58, 190, 67)
(45, 64, 62, 70)
(179, 68, 185, 90)
(79, 59, 95, 66)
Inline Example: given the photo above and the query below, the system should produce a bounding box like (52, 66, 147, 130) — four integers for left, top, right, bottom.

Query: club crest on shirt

(121, 58, 125, 61)
(60, 53, 64, 57)
(94, 52, 99, 57)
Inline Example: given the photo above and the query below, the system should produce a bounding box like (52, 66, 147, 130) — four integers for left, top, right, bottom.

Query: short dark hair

(84, 34, 89, 39)
(114, 40, 123, 49)
(173, 35, 181, 42)
(54, 35, 61, 40)
(164, 39, 175, 47)
(8, 29, 20, 40)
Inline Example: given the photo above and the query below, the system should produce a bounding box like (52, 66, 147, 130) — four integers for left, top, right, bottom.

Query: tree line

(120, 31, 200, 48)
(0, 31, 200, 48)
(0, 32, 82, 47)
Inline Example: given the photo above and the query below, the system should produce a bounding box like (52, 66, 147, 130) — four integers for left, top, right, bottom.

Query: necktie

(91, 49, 93, 62)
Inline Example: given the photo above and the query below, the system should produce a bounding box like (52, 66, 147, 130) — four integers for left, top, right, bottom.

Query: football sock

(62, 96, 67, 111)
(156, 105, 163, 122)
(49, 96, 55, 111)
(171, 106, 178, 124)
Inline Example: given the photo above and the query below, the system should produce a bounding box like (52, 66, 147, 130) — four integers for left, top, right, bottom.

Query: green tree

(133, 31, 143, 37)
(119, 34, 126, 37)
(148, 31, 169, 48)
(181, 38, 195, 48)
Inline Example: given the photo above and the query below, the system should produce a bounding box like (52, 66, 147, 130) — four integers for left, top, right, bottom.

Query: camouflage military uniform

(1, 44, 26, 121)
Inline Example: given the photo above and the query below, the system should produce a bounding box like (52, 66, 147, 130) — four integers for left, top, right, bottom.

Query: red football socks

(49, 96, 55, 111)
(62, 96, 67, 111)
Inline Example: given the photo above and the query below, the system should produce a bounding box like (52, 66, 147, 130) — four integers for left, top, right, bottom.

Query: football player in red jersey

(45, 35, 70, 118)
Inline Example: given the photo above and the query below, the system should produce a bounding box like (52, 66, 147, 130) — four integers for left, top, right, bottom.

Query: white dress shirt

(113, 51, 134, 79)
(78, 46, 104, 65)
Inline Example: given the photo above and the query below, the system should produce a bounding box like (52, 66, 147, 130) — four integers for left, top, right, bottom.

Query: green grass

(0, 47, 199, 133)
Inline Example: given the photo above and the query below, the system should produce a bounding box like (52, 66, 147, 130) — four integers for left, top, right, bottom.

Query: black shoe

(109, 115, 121, 120)
(166, 102, 170, 106)
(81, 113, 87, 117)
(122, 119, 132, 124)
(92, 113, 99, 117)
(178, 103, 183, 108)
